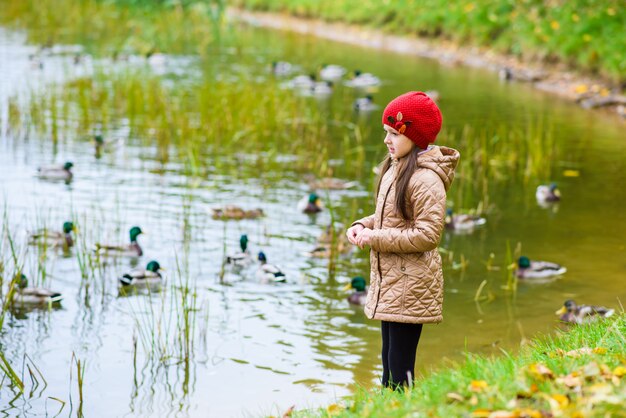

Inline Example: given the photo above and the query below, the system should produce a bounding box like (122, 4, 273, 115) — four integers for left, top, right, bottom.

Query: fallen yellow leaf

(558, 373, 583, 388)
(550, 393, 570, 409)
(527, 363, 554, 381)
(574, 84, 589, 94)
(563, 169, 580, 177)
(326, 403, 344, 415)
(469, 380, 489, 392)
(517, 408, 544, 418)
(471, 408, 491, 418)
(593, 347, 607, 354)
(613, 366, 626, 377)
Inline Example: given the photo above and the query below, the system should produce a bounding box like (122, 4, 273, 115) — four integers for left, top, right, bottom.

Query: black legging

(381, 321, 423, 388)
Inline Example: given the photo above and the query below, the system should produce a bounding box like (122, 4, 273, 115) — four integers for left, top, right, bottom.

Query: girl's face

(383, 124, 415, 159)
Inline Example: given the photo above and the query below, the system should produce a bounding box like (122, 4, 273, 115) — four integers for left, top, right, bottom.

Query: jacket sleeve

(351, 214, 375, 229)
(369, 171, 446, 253)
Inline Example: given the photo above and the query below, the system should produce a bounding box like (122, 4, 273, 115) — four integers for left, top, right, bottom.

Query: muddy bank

(230, 8, 626, 120)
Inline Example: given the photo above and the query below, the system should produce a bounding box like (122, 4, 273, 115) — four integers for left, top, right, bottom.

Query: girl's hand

(346, 224, 364, 245)
(355, 228, 373, 249)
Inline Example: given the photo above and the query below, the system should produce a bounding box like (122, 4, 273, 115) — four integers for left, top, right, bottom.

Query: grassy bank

(290, 315, 626, 417)
(232, 0, 626, 85)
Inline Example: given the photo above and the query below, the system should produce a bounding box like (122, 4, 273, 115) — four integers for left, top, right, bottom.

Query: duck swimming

(536, 183, 561, 204)
(226, 234, 253, 267)
(12, 274, 63, 306)
(515, 256, 567, 279)
(29, 221, 76, 249)
(37, 161, 73, 182)
(119, 260, 163, 287)
(343, 276, 368, 306)
(319, 64, 346, 81)
(556, 300, 614, 324)
(256, 252, 286, 284)
(212, 206, 264, 220)
(306, 176, 358, 190)
(297, 193, 323, 214)
(445, 209, 486, 231)
(344, 70, 381, 89)
(353, 95, 379, 112)
(95, 226, 143, 257)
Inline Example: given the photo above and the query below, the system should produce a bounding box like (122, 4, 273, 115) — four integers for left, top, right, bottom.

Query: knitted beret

(382, 91, 442, 150)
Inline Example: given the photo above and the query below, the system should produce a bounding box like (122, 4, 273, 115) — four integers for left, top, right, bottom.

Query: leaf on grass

(446, 392, 465, 403)
(282, 405, 295, 418)
(469, 380, 489, 392)
(613, 366, 626, 377)
(470, 408, 491, 418)
(557, 372, 583, 388)
(488, 411, 517, 418)
(592, 347, 607, 354)
(565, 347, 593, 357)
(546, 393, 570, 410)
(516, 408, 546, 418)
(582, 362, 601, 378)
(526, 363, 554, 381)
(326, 403, 344, 415)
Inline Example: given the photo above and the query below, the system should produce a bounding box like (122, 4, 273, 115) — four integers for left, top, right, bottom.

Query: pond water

(0, 17, 625, 418)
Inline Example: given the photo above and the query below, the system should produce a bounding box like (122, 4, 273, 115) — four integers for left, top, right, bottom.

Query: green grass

(292, 315, 626, 417)
(232, 0, 626, 84)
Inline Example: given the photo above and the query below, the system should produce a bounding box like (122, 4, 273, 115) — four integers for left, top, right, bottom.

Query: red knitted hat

(382, 91, 442, 149)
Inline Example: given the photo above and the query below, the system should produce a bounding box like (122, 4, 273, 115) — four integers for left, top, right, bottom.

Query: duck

(12, 274, 63, 306)
(271, 61, 295, 77)
(305, 239, 351, 258)
(256, 252, 286, 283)
(319, 64, 346, 81)
(226, 234, 253, 267)
(146, 49, 167, 68)
(297, 193, 324, 214)
(515, 256, 567, 280)
(37, 161, 73, 182)
(282, 74, 316, 91)
(556, 300, 614, 324)
(343, 276, 368, 306)
(212, 206, 264, 220)
(118, 260, 163, 287)
(95, 226, 144, 257)
(536, 183, 561, 204)
(344, 71, 381, 89)
(445, 208, 486, 231)
(93, 134, 123, 155)
(28, 221, 76, 249)
(306, 176, 358, 190)
(353, 95, 379, 112)
(309, 81, 333, 98)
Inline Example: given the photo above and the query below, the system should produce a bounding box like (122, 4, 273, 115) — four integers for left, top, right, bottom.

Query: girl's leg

(386, 322, 423, 388)
(380, 321, 390, 387)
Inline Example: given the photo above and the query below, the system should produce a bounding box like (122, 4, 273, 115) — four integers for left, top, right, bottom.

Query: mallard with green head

(212, 206, 264, 220)
(119, 260, 163, 287)
(226, 234, 252, 267)
(515, 256, 567, 280)
(343, 276, 368, 306)
(445, 208, 486, 232)
(556, 300, 614, 324)
(12, 274, 63, 306)
(29, 221, 76, 249)
(536, 183, 561, 204)
(297, 193, 323, 214)
(96, 226, 143, 257)
(37, 161, 73, 182)
(256, 252, 286, 284)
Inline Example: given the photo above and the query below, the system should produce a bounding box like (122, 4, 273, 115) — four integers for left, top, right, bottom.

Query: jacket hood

(416, 146, 459, 191)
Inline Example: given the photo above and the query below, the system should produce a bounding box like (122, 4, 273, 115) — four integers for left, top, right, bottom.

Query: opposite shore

(230, 8, 626, 120)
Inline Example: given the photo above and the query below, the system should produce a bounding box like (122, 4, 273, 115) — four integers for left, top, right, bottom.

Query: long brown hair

(375, 146, 421, 221)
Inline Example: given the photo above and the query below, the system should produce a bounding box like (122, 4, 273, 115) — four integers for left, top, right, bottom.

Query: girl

(346, 91, 459, 388)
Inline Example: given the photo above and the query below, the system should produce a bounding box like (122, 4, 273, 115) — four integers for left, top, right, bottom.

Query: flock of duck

(25, 139, 614, 325)
(445, 182, 614, 324)
(16, 57, 613, 326)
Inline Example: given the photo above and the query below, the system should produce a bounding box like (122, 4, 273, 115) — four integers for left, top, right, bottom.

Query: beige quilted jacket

(353, 146, 460, 324)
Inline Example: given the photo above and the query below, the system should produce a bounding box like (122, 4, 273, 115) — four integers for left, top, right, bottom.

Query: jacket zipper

(373, 166, 395, 317)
